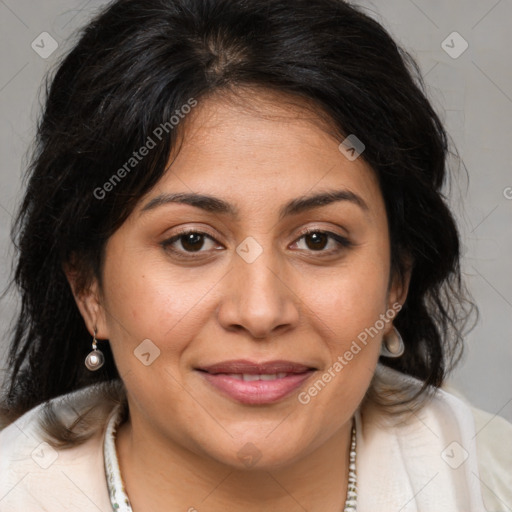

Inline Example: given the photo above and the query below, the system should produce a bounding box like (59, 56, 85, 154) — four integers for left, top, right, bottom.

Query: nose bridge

(217, 234, 299, 338)
(237, 236, 280, 297)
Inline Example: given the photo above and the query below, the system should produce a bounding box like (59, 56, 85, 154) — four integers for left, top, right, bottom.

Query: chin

(202, 435, 310, 471)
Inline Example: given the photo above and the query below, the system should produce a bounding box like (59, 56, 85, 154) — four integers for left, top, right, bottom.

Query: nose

(216, 243, 300, 339)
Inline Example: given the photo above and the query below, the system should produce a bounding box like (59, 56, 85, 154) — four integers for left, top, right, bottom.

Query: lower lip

(199, 371, 314, 405)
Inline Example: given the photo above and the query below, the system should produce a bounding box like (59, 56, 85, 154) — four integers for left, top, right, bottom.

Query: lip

(198, 359, 315, 374)
(196, 359, 316, 405)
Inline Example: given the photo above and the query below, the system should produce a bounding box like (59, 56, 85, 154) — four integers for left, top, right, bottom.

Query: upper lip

(197, 359, 316, 375)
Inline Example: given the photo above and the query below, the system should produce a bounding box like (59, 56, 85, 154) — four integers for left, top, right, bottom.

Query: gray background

(0, 0, 511, 421)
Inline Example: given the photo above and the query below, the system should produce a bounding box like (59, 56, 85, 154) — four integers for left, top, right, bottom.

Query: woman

(0, 0, 510, 510)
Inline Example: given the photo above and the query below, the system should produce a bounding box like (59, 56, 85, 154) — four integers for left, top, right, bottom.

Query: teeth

(261, 374, 279, 381)
(225, 373, 244, 380)
(244, 374, 264, 382)
(223, 373, 289, 381)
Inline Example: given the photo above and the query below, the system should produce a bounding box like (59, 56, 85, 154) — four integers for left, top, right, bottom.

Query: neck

(115, 410, 353, 512)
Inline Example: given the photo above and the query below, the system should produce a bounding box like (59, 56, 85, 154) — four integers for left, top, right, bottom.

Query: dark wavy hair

(1, 0, 475, 443)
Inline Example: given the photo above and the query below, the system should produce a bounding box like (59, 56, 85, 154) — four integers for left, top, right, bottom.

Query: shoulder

(0, 384, 118, 512)
(358, 365, 509, 511)
(470, 404, 512, 511)
(440, 381, 512, 511)
(428, 387, 512, 510)
(421, 388, 512, 511)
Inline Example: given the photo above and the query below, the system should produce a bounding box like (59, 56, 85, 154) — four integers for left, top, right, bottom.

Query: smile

(196, 360, 316, 405)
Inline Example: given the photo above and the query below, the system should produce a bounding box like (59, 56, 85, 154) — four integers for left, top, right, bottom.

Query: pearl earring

(85, 329, 105, 371)
(380, 326, 405, 358)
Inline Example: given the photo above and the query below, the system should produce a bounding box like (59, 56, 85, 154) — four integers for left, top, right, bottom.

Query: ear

(386, 257, 413, 327)
(63, 263, 110, 340)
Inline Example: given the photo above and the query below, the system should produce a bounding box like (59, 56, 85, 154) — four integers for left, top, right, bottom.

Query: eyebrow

(140, 189, 369, 220)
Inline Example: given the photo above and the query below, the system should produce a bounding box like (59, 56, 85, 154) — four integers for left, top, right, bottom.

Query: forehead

(135, 88, 385, 220)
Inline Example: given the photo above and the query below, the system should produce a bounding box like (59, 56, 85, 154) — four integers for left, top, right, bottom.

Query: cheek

(100, 250, 255, 403)
(298, 240, 391, 400)
(100, 247, 217, 363)
(295, 261, 389, 425)
(308, 252, 390, 337)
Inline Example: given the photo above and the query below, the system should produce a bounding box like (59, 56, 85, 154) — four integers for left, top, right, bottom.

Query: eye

(161, 230, 222, 256)
(161, 227, 353, 259)
(291, 228, 352, 254)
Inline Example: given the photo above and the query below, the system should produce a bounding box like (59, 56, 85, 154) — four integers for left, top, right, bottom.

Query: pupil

(306, 232, 327, 250)
(182, 233, 204, 251)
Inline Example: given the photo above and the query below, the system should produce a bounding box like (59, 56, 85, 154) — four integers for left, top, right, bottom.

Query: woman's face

(78, 90, 407, 469)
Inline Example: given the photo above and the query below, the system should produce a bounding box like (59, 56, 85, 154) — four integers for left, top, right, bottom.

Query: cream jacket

(0, 369, 511, 511)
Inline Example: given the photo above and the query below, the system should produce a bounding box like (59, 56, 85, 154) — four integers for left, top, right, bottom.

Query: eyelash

(160, 227, 353, 259)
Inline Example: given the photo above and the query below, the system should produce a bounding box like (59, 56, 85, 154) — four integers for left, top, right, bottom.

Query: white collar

(104, 404, 133, 512)
(355, 365, 487, 511)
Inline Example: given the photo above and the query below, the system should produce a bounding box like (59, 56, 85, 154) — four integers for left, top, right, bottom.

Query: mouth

(195, 360, 317, 405)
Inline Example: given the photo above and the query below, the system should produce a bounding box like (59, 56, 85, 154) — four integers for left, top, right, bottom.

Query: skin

(69, 89, 410, 512)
